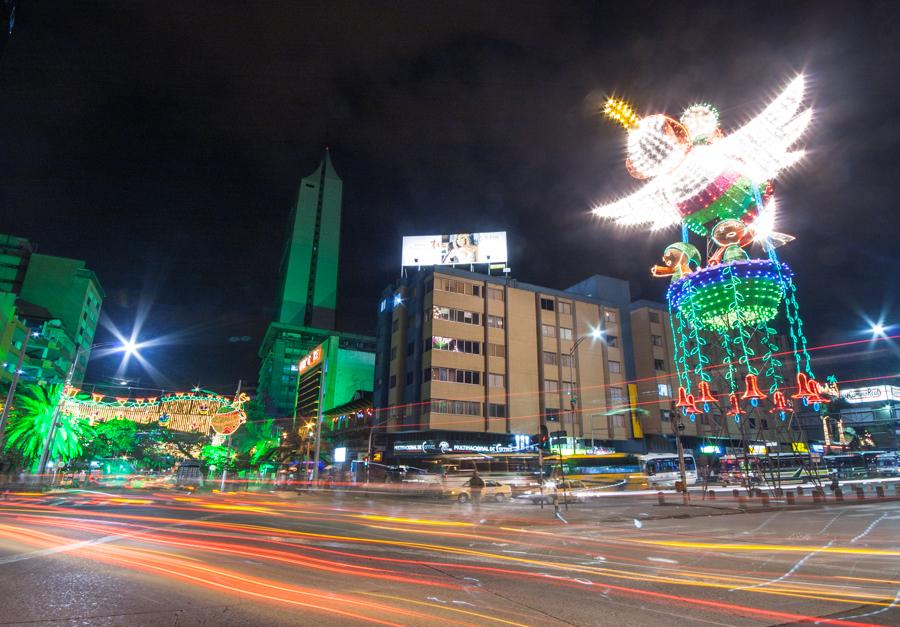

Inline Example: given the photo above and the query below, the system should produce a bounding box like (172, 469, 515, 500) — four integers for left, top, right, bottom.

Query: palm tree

(4, 383, 94, 470)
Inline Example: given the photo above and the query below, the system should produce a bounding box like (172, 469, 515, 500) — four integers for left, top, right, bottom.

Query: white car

(447, 480, 512, 503)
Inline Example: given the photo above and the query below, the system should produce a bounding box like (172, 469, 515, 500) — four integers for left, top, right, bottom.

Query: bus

(543, 453, 698, 490)
(642, 453, 698, 489)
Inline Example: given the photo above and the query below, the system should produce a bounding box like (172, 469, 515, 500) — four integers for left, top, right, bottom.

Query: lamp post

(565, 329, 603, 455)
(37, 340, 129, 479)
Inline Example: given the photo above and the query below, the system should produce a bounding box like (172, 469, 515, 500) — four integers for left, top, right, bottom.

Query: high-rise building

(279, 149, 342, 330)
(258, 150, 363, 416)
(19, 253, 104, 385)
(373, 268, 644, 459)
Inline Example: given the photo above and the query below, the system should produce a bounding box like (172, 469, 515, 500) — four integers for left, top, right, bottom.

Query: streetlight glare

(870, 322, 886, 337)
(123, 339, 138, 356)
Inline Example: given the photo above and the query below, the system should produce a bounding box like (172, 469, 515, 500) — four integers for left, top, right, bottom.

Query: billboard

(401, 232, 507, 267)
(841, 385, 900, 404)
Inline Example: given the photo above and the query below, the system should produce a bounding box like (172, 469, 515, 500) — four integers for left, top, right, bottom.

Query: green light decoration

(669, 302, 691, 392)
(757, 322, 785, 394)
(667, 259, 792, 331)
(681, 177, 770, 236)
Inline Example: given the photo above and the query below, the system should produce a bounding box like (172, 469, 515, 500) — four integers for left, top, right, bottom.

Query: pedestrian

(468, 471, 485, 508)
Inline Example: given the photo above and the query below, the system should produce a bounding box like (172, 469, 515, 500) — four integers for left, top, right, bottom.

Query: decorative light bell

(696, 381, 717, 403)
(740, 374, 767, 406)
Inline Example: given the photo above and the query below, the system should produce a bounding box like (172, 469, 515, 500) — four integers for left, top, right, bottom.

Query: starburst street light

(870, 323, 886, 337)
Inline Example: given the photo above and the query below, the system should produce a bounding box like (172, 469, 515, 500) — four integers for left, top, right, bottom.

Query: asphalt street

(0, 488, 897, 626)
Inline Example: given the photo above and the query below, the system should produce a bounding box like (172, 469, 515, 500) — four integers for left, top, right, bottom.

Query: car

(521, 480, 589, 504)
(447, 479, 512, 503)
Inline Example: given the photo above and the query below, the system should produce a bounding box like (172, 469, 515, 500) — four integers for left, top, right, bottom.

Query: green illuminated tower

(279, 149, 342, 329)
(258, 150, 350, 416)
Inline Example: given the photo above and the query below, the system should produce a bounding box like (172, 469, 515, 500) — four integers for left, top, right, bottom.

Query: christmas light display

(595, 75, 824, 487)
(593, 76, 810, 232)
(58, 389, 249, 434)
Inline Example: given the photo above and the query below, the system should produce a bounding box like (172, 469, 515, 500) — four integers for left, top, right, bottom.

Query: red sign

(298, 344, 324, 374)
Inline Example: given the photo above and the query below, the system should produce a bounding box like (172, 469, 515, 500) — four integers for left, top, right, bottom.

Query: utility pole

(220, 379, 241, 492)
(0, 330, 30, 451)
(673, 414, 688, 503)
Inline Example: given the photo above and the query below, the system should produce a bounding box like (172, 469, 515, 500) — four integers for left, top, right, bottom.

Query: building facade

(0, 235, 103, 389)
(258, 150, 346, 416)
(373, 268, 649, 459)
(19, 253, 104, 385)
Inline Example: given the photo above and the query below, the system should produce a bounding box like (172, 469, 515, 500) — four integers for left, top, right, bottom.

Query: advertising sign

(401, 232, 507, 267)
(841, 385, 900, 404)
(298, 343, 324, 375)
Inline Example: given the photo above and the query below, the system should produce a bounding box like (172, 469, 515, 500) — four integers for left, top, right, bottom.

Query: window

(558, 301, 572, 315)
(488, 373, 505, 388)
(561, 381, 575, 396)
(407, 341, 414, 356)
(487, 288, 504, 301)
(540, 298, 555, 311)
(609, 386, 624, 403)
(749, 417, 757, 429)
(392, 318, 399, 332)
(606, 334, 618, 347)
(660, 409, 672, 422)
(429, 367, 481, 385)
(608, 360, 621, 373)
(407, 315, 415, 328)
(431, 399, 482, 416)
(487, 315, 504, 329)
(544, 379, 559, 394)
(541, 324, 556, 338)
(609, 415, 626, 429)
(651, 334, 663, 347)
(425, 279, 433, 293)
(605, 310, 617, 323)
(390, 346, 397, 361)
(389, 375, 397, 389)
(542, 351, 558, 365)
(649, 311, 660, 324)
(423, 338, 431, 352)
(545, 408, 561, 422)
(761, 419, 769, 430)
(433, 306, 481, 326)
(432, 337, 481, 354)
(654, 358, 666, 371)
(559, 354, 574, 368)
(405, 372, 413, 385)
(657, 383, 671, 398)
(559, 327, 573, 341)
(437, 278, 481, 296)
(488, 403, 506, 418)
(488, 343, 506, 358)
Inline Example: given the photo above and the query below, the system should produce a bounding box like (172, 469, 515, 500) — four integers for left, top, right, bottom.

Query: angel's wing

(716, 75, 812, 182)
(592, 177, 682, 231)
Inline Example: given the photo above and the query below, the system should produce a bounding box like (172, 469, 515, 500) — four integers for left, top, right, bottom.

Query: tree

(233, 416, 279, 467)
(83, 418, 138, 459)
(4, 383, 95, 470)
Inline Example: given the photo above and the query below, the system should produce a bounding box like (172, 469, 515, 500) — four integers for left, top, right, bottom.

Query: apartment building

(373, 269, 646, 458)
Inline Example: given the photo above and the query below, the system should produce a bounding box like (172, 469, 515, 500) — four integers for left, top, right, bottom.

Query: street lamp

(564, 328, 603, 455)
(37, 340, 133, 478)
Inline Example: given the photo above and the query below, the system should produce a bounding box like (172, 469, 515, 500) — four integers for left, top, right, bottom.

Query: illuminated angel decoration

(594, 75, 811, 235)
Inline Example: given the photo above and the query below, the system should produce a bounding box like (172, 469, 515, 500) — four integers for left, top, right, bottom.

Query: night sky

(1, 1, 897, 393)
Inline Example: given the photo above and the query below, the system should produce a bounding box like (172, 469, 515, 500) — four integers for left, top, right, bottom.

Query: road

(0, 488, 898, 626)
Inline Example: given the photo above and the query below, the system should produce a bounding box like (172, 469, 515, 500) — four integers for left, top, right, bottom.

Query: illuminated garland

(667, 260, 792, 331)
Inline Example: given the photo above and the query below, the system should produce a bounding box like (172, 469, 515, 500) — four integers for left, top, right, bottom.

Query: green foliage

(233, 417, 279, 466)
(200, 444, 234, 471)
(5, 383, 95, 469)
(83, 418, 138, 459)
